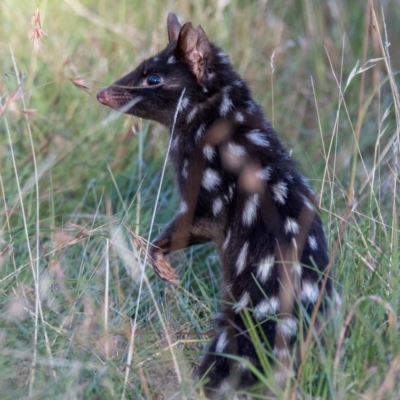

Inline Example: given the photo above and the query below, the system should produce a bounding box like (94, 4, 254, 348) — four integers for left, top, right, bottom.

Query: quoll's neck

(171, 75, 264, 138)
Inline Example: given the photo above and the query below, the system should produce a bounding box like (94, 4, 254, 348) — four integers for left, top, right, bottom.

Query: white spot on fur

(254, 297, 279, 319)
(235, 111, 244, 122)
(216, 330, 228, 353)
(167, 55, 176, 64)
(308, 235, 318, 251)
(182, 159, 189, 179)
(293, 262, 302, 277)
(171, 136, 179, 150)
(207, 72, 216, 81)
(273, 346, 289, 359)
(214, 312, 226, 322)
(218, 380, 232, 396)
(218, 50, 229, 63)
(220, 87, 233, 116)
(236, 357, 250, 371)
(195, 123, 206, 143)
(228, 185, 235, 200)
(277, 316, 298, 338)
(247, 129, 270, 147)
(187, 106, 198, 123)
(202, 169, 221, 191)
(255, 166, 272, 181)
(247, 100, 258, 114)
(285, 218, 300, 234)
(178, 201, 188, 214)
(274, 371, 286, 386)
(225, 283, 233, 293)
(213, 197, 223, 216)
(153, 56, 159, 62)
(301, 281, 320, 303)
(302, 195, 314, 211)
(242, 194, 259, 226)
(236, 242, 249, 275)
(181, 96, 189, 110)
(257, 255, 275, 284)
(300, 174, 311, 190)
(203, 144, 215, 161)
(222, 229, 231, 251)
(233, 291, 250, 313)
(272, 181, 288, 205)
(227, 142, 246, 158)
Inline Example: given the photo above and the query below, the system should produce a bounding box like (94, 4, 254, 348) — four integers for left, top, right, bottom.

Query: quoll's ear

(167, 12, 182, 43)
(175, 22, 211, 83)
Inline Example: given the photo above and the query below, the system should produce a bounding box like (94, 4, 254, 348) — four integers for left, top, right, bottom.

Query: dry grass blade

(70, 77, 91, 91)
(20, 108, 38, 115)
(0, 74, 27, 116)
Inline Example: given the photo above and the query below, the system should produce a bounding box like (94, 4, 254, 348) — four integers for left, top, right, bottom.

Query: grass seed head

(29, 8, 46, 47)
(70, 77, 90, 91)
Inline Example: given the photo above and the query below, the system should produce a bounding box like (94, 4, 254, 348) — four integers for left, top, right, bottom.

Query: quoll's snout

(96, 89, 110, 106)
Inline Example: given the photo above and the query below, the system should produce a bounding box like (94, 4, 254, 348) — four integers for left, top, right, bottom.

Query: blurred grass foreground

(1, 1, 400, 399)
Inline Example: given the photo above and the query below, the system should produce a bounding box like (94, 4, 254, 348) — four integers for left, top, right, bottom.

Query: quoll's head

(97, 13, 230, 127)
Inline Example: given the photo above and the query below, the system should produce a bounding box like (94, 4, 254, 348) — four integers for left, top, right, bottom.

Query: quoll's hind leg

(199, 328, 234, 398)
(199, 311, 276, 398)
(200, 334, 255, 398)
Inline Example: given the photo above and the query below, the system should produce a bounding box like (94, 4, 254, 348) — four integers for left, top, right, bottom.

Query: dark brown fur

(97, 13, 339, 398)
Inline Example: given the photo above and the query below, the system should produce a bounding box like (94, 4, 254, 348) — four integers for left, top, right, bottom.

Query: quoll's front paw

(150, 250, 180, 284)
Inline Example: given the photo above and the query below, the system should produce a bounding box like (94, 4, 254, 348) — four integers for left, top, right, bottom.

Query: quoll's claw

(151, 251, 180, 285)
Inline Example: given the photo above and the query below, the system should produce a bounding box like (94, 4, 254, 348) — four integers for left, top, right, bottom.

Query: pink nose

(97, 89, 110, 105)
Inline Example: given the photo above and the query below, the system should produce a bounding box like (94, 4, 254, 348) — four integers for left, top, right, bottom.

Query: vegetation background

(1, 0, 399, 398)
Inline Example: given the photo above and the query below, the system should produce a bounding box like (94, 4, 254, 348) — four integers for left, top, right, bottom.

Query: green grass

(1, 0, 400, 398)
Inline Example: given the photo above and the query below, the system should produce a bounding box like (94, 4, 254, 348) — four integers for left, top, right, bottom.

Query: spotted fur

(97, 12, 338, 398)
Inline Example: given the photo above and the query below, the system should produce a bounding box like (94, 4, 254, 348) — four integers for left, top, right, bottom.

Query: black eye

(147, 74, 162, 85)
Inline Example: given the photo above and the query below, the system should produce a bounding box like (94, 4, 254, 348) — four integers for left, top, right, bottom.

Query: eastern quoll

(97, 12, 340, 398)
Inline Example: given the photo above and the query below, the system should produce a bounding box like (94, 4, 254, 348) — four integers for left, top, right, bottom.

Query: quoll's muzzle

(96, 89, 112, 106)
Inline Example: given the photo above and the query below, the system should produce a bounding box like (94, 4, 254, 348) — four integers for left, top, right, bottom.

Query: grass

(1, 0, 399, 398)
